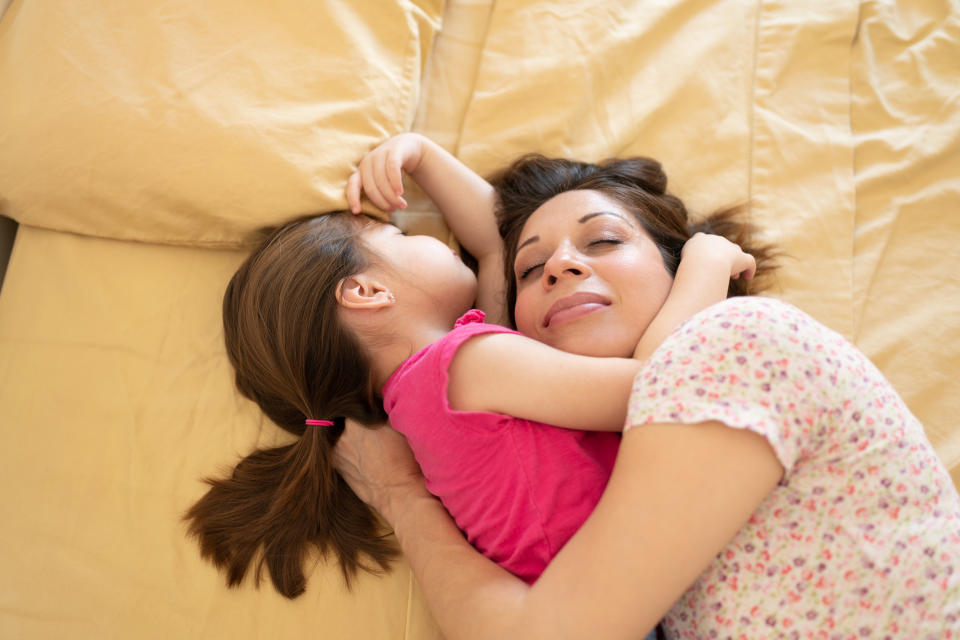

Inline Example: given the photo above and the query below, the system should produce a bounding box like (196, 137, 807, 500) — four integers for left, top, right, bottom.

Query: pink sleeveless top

(383, 310, 620, 583)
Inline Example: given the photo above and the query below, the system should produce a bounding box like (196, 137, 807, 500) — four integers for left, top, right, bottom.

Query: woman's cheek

(513, 293, 537, 335)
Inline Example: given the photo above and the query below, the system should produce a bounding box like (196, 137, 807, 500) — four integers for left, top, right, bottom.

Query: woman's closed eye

(518, 262, 544, 280)
(517, 238, 622, 280)
(588, 237, 622, 248)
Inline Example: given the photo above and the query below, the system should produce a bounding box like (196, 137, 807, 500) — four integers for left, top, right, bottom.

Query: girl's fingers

(373, 151, 403, 210)
(386, 149, 405, 200)
(345, 172, 363, 213)
(360, 158, 394, 212)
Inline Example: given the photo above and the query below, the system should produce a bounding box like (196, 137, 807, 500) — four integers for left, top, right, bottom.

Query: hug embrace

(187, 133, 960, 639)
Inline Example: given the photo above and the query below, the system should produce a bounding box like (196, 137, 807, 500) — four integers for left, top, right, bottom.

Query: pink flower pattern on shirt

(626, 297, 960, 639)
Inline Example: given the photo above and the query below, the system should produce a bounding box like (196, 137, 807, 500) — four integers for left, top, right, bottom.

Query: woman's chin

(547, 330, 638, 359)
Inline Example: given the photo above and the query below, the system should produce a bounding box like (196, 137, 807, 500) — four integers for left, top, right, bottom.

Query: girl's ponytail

(185, 213, 398, 599)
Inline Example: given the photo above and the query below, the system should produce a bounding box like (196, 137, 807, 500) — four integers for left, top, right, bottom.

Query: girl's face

(512, 190, 674, 357)
(361, 221, 478, 320)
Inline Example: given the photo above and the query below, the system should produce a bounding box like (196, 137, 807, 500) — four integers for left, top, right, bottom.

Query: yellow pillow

(0, 0, 442, 246)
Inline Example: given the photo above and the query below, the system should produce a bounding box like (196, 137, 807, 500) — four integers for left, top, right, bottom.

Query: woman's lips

(543, 292, 610, 328)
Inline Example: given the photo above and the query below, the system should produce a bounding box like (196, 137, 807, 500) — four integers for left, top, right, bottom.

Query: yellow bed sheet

(0, 1, 958, 638)
(413, 0, 960, 483)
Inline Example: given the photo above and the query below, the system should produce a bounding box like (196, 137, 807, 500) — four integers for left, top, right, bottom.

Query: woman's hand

(681, 232, 756, 280)
(346, 133, 427, 214)
(333, 419, 428, 521)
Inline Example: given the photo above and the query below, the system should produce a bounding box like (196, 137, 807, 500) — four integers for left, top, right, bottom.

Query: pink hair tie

(305, 419, 335, 427)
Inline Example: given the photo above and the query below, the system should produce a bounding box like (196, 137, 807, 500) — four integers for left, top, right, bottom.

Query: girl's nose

(542, 244, 589, 288)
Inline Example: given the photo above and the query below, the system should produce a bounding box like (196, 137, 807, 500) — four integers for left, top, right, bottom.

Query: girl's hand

(333, 419, 427, 519)
(681, 232, 756, 280)
(346, 133, 428, 214)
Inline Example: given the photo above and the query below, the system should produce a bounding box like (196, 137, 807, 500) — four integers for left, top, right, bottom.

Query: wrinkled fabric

(0, 0, 957, 638)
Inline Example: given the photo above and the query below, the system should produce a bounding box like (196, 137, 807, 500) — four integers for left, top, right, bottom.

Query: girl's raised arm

(347, 134, 507, 326)
(633, 233, 756, 360)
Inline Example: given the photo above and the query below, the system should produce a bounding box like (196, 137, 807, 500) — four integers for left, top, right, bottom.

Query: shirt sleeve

(625, 297, 841, 475)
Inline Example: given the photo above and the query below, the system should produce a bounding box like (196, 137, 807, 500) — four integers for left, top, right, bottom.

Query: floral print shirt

(626, 297, 960, 639)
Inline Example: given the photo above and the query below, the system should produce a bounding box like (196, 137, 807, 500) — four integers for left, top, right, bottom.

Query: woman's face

(512, 190, 674, 357)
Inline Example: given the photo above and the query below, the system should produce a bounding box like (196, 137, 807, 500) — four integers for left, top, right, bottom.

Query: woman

(334, 146, 960, 638)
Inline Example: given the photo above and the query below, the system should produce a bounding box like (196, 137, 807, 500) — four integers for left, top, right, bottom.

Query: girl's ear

(336, 273, 396, 310)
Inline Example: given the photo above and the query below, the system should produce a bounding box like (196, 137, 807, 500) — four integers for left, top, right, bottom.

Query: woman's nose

(542, 245, 588, 288)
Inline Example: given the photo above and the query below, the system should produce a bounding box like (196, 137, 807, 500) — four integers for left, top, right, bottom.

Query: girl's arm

(633, 233, 756, 360)
(346, 133, 507, 326)
(450, 236, 758, 432)
(447, 332, 642, 431)
(334, 418, 783, 640)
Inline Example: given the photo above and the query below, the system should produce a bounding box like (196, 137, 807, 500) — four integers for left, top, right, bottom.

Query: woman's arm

(347, 133, 507, 325)
(335, 419, 783, 640)
(633, 233, 756, 360)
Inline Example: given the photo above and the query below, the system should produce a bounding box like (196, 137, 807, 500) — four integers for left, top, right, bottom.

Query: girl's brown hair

(184, 213, 398, 599)
(492, 155, 778, 327)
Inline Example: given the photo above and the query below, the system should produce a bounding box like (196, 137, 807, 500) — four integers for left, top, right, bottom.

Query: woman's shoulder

(644, 295, 851, 393)
(673, 296, 830, 351)
(693, 295, 810, 326)
(629, 297, 849, 471)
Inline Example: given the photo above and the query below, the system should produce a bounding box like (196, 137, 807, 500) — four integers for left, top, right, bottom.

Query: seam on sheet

(402, 565, 414, 640)
(0, 0, 21, 28)
(0, 222, 265, 251)
(746, 0, 760, 218)
(452, 0, 497, 157)
(398, 0, 423, 134)
(849, 0, 864, 343)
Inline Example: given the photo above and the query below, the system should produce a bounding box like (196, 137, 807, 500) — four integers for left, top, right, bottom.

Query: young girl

(185, 134, 770, 600)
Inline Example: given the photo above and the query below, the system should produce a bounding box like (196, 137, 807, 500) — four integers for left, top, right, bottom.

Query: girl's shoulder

(385, 310, 516, 400)
(446, 309, 521, 345)
(416, 310, 520, 379)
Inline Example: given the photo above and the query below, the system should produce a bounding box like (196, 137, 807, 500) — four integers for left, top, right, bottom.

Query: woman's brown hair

(184, 213, 398, 599)
(491, 154, 778, 327)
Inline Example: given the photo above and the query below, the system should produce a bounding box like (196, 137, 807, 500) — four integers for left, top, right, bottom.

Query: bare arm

(347, 133, 507, 325)
(634, 233, 756, 360)
(447, 332, 643, 431)
(335, 419, 783, 640)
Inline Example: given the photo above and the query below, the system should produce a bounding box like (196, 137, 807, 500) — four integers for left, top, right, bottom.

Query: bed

(0, 0, 957, 637)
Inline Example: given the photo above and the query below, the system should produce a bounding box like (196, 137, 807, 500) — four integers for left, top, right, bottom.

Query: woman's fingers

(333, 419, 425, 512)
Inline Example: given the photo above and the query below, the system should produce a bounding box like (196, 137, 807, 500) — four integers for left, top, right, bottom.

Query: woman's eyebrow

(517, 235, 540, 252)
(578, 211, 626, 223)
(517, 211, 627, 252)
